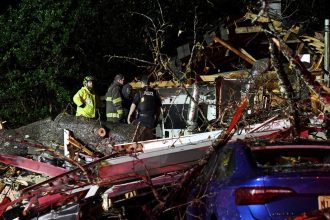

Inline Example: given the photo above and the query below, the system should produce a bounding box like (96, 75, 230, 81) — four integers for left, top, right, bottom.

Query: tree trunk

(0, 113, 138, 156)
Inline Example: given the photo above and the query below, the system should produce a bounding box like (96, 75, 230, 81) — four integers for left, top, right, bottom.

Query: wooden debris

(239, 48, 256, 63)
(244, 12, 282, 29)
(94, 128, 105, 137)
(235, 26, 263, 34)
(0, 121, 6, 130)
(68, 136, 94, 156)
(301, 36, 324, 53)
(213, 37, 255, 65)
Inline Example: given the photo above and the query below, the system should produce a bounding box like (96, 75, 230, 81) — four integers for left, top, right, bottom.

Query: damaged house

(1, 1, 330, 219)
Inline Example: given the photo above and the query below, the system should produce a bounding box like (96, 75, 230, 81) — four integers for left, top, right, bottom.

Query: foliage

(0, 0, 96, 127)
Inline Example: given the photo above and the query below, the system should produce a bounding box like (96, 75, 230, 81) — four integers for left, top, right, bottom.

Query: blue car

(186, 141, 330, 220)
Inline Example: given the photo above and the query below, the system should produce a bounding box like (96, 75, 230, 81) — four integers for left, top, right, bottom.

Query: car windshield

(251, 145, 330, 173)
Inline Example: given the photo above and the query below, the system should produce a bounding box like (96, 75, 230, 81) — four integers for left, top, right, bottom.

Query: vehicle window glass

(198, 147, 233, 182)
(213, 147, 234, 181)
(251, 147, 330, 173)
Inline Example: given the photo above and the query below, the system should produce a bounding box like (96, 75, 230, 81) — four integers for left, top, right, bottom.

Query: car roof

(251, 144, 330, 151)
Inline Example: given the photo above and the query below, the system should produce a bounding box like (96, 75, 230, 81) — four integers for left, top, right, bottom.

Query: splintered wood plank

(235, 26, 263, 34)
(213, 37, 255, 65)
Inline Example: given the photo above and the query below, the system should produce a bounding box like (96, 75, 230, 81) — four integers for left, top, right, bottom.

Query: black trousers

(132, 121, 155, 142)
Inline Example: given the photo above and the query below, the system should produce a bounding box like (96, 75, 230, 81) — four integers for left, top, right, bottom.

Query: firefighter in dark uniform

(127, 74, 162, 141)
(106, 74, 125, 123)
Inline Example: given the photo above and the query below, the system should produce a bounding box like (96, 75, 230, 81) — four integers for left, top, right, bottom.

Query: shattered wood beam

(239, 48, 256, 63)
(235, 26, 263, 34)
(244, 12, 282, 30)
(282, 26, 300, 41)
(199, 70, 249, 82)
(68, 136, 94, 156)
(301, 36, 325, 50)
(244, 12, 302, 39)
(314, 55, 324, 70)
(213, 37, 255, 65)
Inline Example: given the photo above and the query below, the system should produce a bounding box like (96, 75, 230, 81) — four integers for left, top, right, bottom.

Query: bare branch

(106, 54, 155, 66)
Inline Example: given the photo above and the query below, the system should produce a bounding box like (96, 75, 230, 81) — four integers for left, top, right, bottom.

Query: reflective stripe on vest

(107, 110, 123, 118)
(113, 97, 122, 104)
(106, 96, 121, 104)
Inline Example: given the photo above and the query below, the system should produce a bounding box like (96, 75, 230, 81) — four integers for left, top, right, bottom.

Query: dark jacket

(122, 83, 133, 122)
(106, 82, 123, 122)
(133, 86, 162, 128)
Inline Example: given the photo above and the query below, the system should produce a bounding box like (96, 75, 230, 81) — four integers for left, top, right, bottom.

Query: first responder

(73, 75, 97, 118)
(127, 74, 162, 141)
(106, 74, 125, 123)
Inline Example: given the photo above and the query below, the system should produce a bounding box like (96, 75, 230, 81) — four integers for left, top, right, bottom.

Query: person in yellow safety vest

(73, 75, 97, 118)
(106, 74, 125, 123)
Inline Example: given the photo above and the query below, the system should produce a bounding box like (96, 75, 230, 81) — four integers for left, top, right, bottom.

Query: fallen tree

(0, 113, 137, 156)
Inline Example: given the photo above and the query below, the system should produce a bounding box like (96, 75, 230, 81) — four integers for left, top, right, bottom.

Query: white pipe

(187, 83, 199, 132)
(325, 19, 330, 86)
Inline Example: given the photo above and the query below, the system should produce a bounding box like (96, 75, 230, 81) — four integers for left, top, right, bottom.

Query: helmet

(83, 75, 94, 85)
